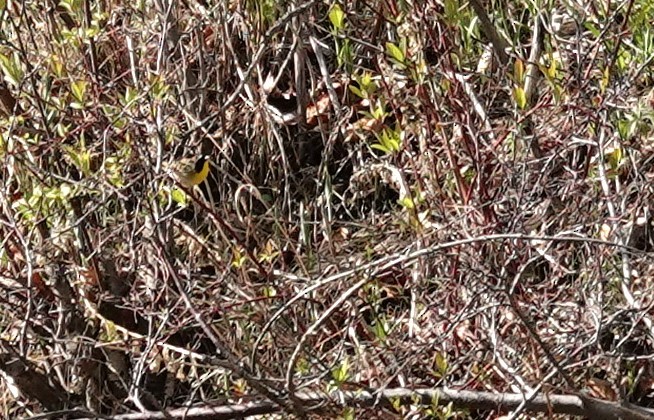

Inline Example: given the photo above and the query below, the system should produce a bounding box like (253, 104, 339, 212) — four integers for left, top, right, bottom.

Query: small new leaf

(514, 86, 527, 109)
(371, 143, 391, 154)
(600, 66, 610, 93)
(0, 53, 23, 87)
(171, 188, 187, 206)
(349, 85, 364, 99)
(514, 58, 524, 82)
(386, 42, 406, 67)
(71, 80, 87, 104)
(399, 196, 414, 209)
(329, 4, 345, 31)
(332, 358, 350, 384)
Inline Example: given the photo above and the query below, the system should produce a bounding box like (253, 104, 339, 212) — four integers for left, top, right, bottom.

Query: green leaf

(104, 155, 125, 187)
(606, 146, 623, 170)
(386, 42, 405, 65)
(411, 57, 427, 84)
(371, 317, 388, 342)
(360, 71, 372, 88)
(600, 66, 610, 93)
(0, 53, 23, 87)
(58, 0, 82, 13)
(349, 85, 364, 99)
(368, 99, 387, 120)
(434, 352, 448, 377)
(231, 247, 247, 268)
(398, 196, 414, 209)
(513, 86, 526, 109)
(586, 21, 601, 38)
(49, 56, 65, 78)
(329, 4, 345, 31)
(262, 285, 277, 297)
(546, 55, 558, 79)
(150, 75, 169, 100)
(70, 80, 87, 105)
(171, 188, 187, 206)
(121, 86, 138, 107)
(296, 357, 310, 375)
(514, 58, 524, 82)
(102, 320, 118, 342)
(63, 144, 91, 176)
(371, 143, 391, 154)
(341, 407, 355, 420)
(442, 402, 454, 418)
(443, 0, 458, 20)
(85, 26, 100, 38)
(374, 125, 402, 153)
(101, 104, 116, 119)
(331, 358, 350, 384)
(336, 38, 353, 69)
(352, 71, 377, 98)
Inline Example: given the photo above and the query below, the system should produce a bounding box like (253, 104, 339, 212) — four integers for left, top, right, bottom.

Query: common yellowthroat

(175, 155, 210, 187)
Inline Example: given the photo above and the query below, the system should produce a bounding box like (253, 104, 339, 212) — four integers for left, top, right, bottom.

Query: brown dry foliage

(1, 0, 654, 419)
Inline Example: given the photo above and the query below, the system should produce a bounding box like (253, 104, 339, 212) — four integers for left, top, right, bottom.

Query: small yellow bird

(175, 155, 210, 187)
